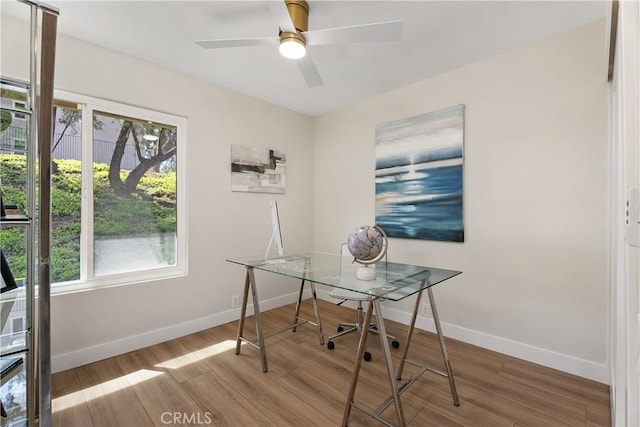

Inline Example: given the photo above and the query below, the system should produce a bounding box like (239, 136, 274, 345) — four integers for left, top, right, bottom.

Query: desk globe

(347, 225, 388, 280)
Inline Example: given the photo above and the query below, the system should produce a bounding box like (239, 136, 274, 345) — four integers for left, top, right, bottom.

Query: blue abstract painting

(375, 105, 464, 242)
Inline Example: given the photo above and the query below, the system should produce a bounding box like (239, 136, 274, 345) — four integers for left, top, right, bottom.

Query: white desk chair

(326, 244, 399, 361)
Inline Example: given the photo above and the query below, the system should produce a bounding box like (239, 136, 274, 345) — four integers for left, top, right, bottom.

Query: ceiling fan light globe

(279, 34, 306, 59)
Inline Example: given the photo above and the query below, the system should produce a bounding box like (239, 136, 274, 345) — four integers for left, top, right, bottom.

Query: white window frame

(51, 89, 188, 295)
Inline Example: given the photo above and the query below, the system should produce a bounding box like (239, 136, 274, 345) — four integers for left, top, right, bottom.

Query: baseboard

(51, 290, 302, 373)
(393, 305, 606, 383)
(53, 289, 609, 385)
(314, 289, 608, 384)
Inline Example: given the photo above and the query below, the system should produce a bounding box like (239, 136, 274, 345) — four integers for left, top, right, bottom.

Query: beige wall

(1, 15, 314, 371)
(313, 20, 608, 382)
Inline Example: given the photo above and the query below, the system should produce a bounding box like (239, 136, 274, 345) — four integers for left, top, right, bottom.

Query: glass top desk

(227, 252, 461, 427)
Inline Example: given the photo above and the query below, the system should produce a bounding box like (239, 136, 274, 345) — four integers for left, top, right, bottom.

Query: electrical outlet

(420, 303, 431, 318)
(231, 295, 240, 309)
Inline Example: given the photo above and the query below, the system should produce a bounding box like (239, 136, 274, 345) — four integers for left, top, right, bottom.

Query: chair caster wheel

(337, 326, 344, 332)
(392, 340, 400, 349)
(327, 341, 335, 350)
(364, 352, 372, 362)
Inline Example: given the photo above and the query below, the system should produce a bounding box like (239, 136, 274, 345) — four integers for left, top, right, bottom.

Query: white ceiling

(2, 1, 606, 116)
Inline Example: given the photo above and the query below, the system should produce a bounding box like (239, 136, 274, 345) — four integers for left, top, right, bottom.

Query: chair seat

(329, 287, 370, 301)
(326, 243, 399, 361)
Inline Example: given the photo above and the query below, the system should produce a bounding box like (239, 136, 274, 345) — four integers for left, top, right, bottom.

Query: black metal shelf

(0, 217, 31, 224)
(0, 332, 29, 363)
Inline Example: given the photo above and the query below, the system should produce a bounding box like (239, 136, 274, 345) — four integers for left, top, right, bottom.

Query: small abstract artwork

(375, 105, 464, 242)
(231, 144, 286, 194)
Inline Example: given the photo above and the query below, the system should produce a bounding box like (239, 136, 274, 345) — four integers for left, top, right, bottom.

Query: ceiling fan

(195, 0, 402, 88)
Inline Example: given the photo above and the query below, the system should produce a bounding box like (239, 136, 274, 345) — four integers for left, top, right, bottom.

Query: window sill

(51, 267, 186, 296)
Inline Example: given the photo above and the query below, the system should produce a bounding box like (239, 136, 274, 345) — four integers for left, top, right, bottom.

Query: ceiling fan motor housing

(285, 0, 309, 33)
(279, 0, 309, 50)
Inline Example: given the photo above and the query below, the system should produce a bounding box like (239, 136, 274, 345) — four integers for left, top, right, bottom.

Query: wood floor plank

(587, 402, 612, 427)
(408, 407, 466, 427)
(503, 356, 610, 396)
(115, 350, 208, 427)
(199, 351, 335, 426)
(51, 368, 95, 427)
(407, 378, 515, 427)
(499, 359, 610, 407)
(275, 350, 425, 426)
(74, 357, 155, 427)
(182, 370, 276, 426)
(408, 328, 508, 373)
(51, 300, 611, 427)
(404, 338, 590, 425)
(275, 366, 346, 417)
(148, 338, 213, 383)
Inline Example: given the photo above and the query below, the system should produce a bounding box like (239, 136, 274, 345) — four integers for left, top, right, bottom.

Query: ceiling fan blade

(195, 37, 278, 49)
(267, 0, 296, 33)
(297, 55, 323, 88)
(305, 21, 402, 46)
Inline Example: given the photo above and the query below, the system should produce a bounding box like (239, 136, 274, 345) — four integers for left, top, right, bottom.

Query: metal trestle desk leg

(396, 287, 459, 407)
(236, 267, 268, 372)
(292, 278, 325, 345)
(343, 287, 460, 427)
(342, 299, 405, 427)
(236, 266, 326, 373)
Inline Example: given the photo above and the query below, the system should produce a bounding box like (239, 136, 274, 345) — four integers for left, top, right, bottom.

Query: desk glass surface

(227, 252, 461, 302)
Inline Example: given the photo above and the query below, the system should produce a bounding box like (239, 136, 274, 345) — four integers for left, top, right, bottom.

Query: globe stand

(357, 264, 377, 281)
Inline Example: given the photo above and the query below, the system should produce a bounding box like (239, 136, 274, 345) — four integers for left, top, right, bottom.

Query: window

(50, 91, 186, 292)
(13, 101, 26, 120)
(91, 111, 177, 276)
(12, 317, 23, 334)
(51, 101, 82, 282)
(0, 85, 28, 152)
(13, 139, 26, 151)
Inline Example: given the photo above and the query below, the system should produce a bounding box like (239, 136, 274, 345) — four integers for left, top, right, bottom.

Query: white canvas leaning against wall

(231, 144, 286, 194)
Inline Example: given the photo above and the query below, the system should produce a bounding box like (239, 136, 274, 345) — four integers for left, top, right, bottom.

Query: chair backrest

(340, 242, 350, 257)
(339, 242, 353, 276)
(331, 242, 363, 300)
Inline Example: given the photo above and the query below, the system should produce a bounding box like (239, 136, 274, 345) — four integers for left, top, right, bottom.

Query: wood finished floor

(52, 300, 611, 427)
